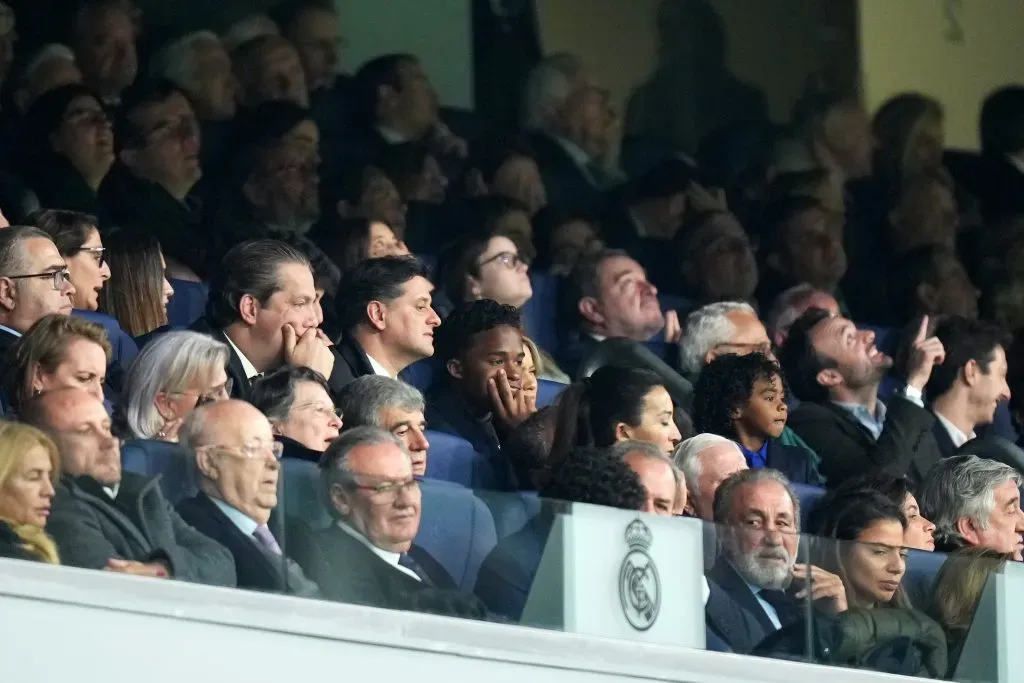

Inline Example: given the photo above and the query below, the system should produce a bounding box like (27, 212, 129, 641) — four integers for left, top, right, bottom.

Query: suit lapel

(70, 477, 154, 552)
(706, 560, 779, 644)
(191, 494, 280, 585)
(820, 402, 878, 443)
(337, 336, 374, 378)
(931, 418, 956, 458)
(214, 330, 252, 401)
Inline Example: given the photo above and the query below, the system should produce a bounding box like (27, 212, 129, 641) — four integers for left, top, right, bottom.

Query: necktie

(253, 524, 282, 556)
(399, 552, 433, 585)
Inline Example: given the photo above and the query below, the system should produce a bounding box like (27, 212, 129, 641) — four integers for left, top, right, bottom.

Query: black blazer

(424, 383, 514, 490)
(787, 395, 942, 488)
(979, 156, 1024, 222)
(329, 334, 375, 390)
(764, 439, 826, 487)
(705, 559, 801, 655)
(291, 522, 486, 617)
(527, 131, 606, 216)
(931, 417, 958, 460)
(176, 493, 318, 597)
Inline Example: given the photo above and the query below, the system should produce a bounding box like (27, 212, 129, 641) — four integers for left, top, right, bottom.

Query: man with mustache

(706, 469, 847, 654)
(780, 309, 946, 487)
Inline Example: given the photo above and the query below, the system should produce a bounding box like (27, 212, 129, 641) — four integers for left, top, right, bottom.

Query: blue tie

(399, 552, 432, 585)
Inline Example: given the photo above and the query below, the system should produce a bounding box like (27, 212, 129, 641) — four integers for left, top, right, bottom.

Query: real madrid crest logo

(618, 518, 661, 631)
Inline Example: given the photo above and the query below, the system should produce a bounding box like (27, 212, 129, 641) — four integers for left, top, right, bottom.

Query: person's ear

(0, 277, 16, 312)
(238, 293, 260, 325)
(962, 358, 980, 387)
(578, 296, 603, 326)
(29, 363, 47, 396)
(683, 498, 696, 518)
(916, 282, 937, 312)
(728, 403, 744, 421)
(366, 300, 387, 332)
(466, 274, 483, 300)
(330, 483, 352, 517)
(242, 175, 266, 209)
(119, 147, 139, 171)
(195, 448, 220, 481)
(446, 358, 463, 380)
(614, 421, 632, 442)
(816, 367, 844, 390)
(704, 349, 720, 368)
(956, 515, 981, 547)
(153, 392, 176, 422)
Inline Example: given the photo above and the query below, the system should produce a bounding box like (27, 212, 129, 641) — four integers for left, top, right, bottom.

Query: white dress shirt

(223, 332, 260, 380)
(934, 411, 975, 448)
(377, 125, 409, 144)
(366, 353, 396, 379)
(336, 520, 420, 581)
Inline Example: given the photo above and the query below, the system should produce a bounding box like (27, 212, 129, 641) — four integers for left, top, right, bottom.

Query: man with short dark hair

(558, 248, 667, 377)
(232, 34, 309, 109)
(979, 85, 1024, 221)
(333, 256, 440, 386)
(201, 239, 335, 401)
(0, 226, 76, 357)
(427, 300, 534, 481)
(780, 309, 945, 486)
(30, 387, 234, 585)
(99, 79, 206, 277)
(927, 317, 1011, 457)
(70, 0, 138, 105)
(270, 0, 344, 94)
(336, 375, 429, 476)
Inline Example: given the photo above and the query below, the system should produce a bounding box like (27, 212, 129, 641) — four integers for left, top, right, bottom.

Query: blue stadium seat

(166, 279, 209, 329)
(522, 270, 560, 355)
(791, 482, 826, 529)
(279, 457, 497, 590)
(73, 310, 139, 368)
(903, 548, 947, 608)
(121, 439, 197, 505)
(424, 429, 497, 489)
(400, 359, 436, 392)
(536, 379, 566, 408)
(478, 490, 541, 539)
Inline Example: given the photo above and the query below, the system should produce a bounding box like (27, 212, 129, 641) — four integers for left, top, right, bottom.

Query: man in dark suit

(294, 426, 487, 617)
(927, 317, 1011, 458)
(177, 399, 318, 596)
(25, 387, 235, 585)
(558, 249, 668, 378)
(780, 309, 946, 488)
(0, 226, 76, 361)
(978, 86, 1024, 222)
(198, 239, 336, 402)
(706, 469, 846, 654)
(332, 256, 441, 388)
(426, 300, 533, 488)
(522, 54, 623, 217)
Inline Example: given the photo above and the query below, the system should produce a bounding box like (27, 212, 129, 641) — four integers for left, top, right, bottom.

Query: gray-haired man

(336, 375, 429, 475)
(918, 454, 1024, 559)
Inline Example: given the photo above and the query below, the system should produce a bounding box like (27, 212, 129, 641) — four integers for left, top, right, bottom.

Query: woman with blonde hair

(0, 314, 111, 415)
(0, 421, 60, 563)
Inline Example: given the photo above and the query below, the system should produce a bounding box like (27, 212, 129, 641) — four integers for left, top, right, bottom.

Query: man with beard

(706, 469, 846, 654)
(779, 309, 946, 487)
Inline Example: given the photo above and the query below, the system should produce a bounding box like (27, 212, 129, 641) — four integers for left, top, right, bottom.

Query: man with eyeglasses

(177, 399, 319, 596)
(297, 426, 488, 616)
(27, 388, 235, 586)
(99, 79, 207, 278)
(0, 226, 77, 360)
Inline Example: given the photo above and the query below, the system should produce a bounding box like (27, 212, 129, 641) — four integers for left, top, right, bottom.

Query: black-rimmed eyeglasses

(477, 251, 527, 270)
(7, 267, 72, 291)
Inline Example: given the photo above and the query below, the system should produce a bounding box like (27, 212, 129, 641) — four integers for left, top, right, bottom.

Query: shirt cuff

(901, 385, 924, 407)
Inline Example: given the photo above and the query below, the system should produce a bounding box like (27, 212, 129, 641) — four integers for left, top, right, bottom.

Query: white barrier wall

(0, 558, 919, 683)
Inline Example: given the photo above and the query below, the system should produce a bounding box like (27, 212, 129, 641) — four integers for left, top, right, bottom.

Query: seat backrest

(399, 358, 435, 392)
(120, 439, 197, 505)
(417, 479, 498, 590)
(476, 489, 541, 539)
(280, 458, 333, 531)
(535, 379, 566, 409)
(424, 430, 496, 488)
(903, 548, 948, 609)
(790, 482, 826, 530)
(521, 271, 560, 354)
(166, 279, 209, 329)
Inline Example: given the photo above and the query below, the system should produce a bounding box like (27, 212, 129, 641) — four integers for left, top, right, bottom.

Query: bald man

(176, 400, 318, 596)
(28, 388, 234, 585)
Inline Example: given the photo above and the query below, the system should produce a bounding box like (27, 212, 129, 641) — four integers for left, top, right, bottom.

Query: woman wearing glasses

(250, 366, 343, 462)
(29, 209, 111, 312)
(0, 314, 110, 415)
(114, 331, 231, 442)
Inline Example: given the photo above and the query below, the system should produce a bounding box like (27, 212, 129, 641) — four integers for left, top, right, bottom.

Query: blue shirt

(833, 400, 887, 440)
(211, 497, 259, 536)
(738, 440, 769, 469)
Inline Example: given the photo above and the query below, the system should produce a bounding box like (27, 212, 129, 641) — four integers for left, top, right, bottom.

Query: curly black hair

(693, 352, 783, 438)
(435, 299, 522, 364)
(538, 446, 646, 510)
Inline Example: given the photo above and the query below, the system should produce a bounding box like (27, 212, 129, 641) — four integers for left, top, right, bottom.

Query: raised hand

(791, 563, 848, 613)
(283, 324, 335, 378)
(905, 315, 946, 390)
(487, 369, 535, 430)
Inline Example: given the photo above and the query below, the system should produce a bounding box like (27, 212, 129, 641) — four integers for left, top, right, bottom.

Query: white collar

(551, 134, 593, 169)
(0, 324, 21, 338)
(336, 520, 420, 581)
(934, 411, 975, 448)
(366, 353, 396, 379)
(377, 125, 409, 144)
(588, 332, 607, 343)
(103, 483, 120, 500)
(1007, 154, 1024, 176)
(628, 208, 649, 238)
(210, 496, 259, 536)
(223, 331, 261, 380)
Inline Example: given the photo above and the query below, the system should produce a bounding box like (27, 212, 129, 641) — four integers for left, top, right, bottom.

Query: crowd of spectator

(0, 0, 1023, 679)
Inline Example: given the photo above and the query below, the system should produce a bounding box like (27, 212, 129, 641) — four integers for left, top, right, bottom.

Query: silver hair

(23, 43, 76, 82)
(223, 14, 280, 53)
(765, 283, 821, 336)
(610, 439, 681, 485)
(120, 331, 230, 439)
(521, 53, 583, 132)
(712, 468, 801, 531)
(0, 226, 53, 277)
(151, 30, 222, 92)
(678, 300, 758, 376)
(319, 425, 410, 519)
(672, 434, 743, 501)
(918, 454, 1023, 548)
(335, 375, 424, 428)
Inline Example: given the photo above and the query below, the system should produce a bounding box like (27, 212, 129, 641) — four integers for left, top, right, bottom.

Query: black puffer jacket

(0, 520, 41, 562)
(752, 607, 948, 679)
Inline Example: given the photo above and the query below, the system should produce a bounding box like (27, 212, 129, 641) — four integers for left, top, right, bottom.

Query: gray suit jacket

(47, 472, 236, 586)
